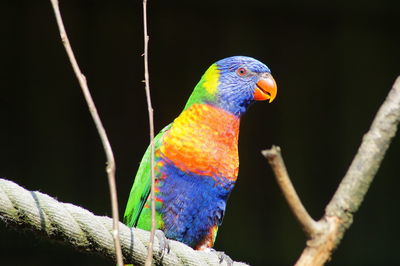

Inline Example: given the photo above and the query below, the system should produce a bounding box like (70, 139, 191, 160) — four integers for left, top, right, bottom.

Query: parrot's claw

(205, 248, 233, 266)
(156, 230, 170, 258)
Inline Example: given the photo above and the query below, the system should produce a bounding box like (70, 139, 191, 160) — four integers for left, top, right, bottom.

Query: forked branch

(263, 76, 400, 266)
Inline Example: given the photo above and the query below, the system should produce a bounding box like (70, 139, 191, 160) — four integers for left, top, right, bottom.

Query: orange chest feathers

(159, 104, 240, 181)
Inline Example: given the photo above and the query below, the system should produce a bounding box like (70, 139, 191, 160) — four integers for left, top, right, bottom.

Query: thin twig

(49, 1, 123, 265)
(142, 0, 156, 265)
(262, 146, 322, 238)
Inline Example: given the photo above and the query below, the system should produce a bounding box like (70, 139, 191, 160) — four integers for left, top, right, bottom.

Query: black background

(1, 1, 400, 265)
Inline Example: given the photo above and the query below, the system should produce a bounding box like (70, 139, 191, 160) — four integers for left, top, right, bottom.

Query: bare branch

(49, 1, 123, 265)
(296, 76, 400, 265)
(141, 1, 156, 265)
(262, 146, 323, 238)
(326, 76, 400, 217)
(264, 76, 400, 266)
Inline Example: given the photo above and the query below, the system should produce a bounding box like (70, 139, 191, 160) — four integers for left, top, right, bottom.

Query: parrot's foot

(205, 248, 233, 266)
(155, 230, 170, 258)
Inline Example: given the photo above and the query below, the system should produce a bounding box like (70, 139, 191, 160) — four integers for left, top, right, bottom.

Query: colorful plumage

(124, 56, 277, 250)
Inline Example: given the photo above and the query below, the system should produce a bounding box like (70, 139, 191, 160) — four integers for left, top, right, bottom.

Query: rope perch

(0, 178, 247, 266)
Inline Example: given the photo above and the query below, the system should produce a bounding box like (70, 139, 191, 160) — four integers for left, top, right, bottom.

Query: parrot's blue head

(185, 56, 277, 117)
(214, 56, 277, 116)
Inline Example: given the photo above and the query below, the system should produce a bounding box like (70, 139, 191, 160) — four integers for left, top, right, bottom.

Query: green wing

(123, 124, 171, 227)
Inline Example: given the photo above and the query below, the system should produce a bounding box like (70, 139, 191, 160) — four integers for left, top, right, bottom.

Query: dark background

(1, 1, 399, 265)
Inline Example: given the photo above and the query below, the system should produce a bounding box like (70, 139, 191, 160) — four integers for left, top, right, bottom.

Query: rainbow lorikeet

(124, 56, 277, 250)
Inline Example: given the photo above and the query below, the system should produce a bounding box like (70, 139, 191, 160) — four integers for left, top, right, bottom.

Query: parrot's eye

(236, 67, 248, 76)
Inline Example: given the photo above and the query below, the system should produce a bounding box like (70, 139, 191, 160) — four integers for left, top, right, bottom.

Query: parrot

(124, 56, 277, 251)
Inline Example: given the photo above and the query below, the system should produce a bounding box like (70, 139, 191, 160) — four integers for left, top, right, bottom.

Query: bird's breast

(159, 104, 240, 181)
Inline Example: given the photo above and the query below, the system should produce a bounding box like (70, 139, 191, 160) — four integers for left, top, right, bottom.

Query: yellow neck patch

(202, 64, 220, 95)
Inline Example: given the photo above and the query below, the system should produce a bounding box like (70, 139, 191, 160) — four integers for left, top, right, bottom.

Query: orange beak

(253, 74, 277, 103)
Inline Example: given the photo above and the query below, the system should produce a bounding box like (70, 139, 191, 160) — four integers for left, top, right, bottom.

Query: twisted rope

(0, 178, 247, 266)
